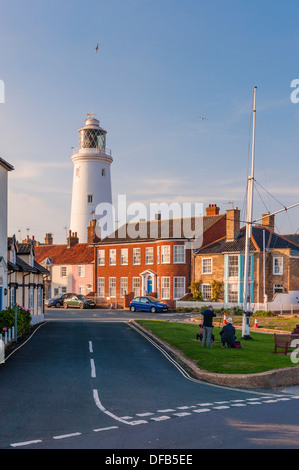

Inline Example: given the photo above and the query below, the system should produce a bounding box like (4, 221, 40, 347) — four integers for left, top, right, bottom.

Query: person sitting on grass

(220, 318, 236, 348)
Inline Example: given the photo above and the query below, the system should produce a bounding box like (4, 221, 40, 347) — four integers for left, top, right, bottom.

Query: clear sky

(1, 0, 299, 243)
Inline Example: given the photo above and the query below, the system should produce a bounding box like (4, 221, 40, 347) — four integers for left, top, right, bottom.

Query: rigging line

(254, 179, 287, 210)
(254, 184, 271, 216)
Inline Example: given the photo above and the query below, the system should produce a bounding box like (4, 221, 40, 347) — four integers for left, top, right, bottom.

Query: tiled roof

(195, 226, 299, 254)
(282, 234, 299, 246)
(97, 215, 225, 245)
(34, 243, 94, 265)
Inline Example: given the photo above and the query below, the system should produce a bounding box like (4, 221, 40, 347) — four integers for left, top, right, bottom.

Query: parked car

(129, 296, 169, 313)
(63, 295, 96, 309)
(45, 293, 76, 308)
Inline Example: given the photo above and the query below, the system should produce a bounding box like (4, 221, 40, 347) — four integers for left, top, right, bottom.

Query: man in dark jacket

(220, 318, 236, 348)
(201, 305, 216, 348)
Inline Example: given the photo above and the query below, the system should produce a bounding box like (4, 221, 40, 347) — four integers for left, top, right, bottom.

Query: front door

(147, 279, 153, 293)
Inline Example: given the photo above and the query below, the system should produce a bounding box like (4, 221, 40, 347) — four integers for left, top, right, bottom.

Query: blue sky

(1, 0, 299, 243)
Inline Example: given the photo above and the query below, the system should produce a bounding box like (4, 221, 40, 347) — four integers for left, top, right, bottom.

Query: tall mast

(242, 86, 257, 339)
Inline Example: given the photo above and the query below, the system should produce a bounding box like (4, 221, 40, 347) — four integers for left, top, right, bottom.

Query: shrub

(0, 306, 32, 337)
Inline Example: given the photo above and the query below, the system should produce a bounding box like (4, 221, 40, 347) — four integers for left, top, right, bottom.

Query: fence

(0, 327, 15, 365)
(176, 300, 299, 315)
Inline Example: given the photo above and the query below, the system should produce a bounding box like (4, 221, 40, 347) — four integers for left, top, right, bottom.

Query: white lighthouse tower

(69, 115, 113, 243)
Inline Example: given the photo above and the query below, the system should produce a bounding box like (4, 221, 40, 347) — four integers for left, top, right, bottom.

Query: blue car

(129, 296, 169, 313)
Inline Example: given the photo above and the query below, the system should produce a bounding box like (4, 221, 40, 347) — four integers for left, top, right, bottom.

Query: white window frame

(37, 286, 42, 310)
(98, 277, 105, 298)
(145, 247, 154, 265)
(78, 286, 85, 295)
(121, 248, 128, 265)
(61, 266, 67, 278)
(273, 257, 283, 275)
(157, 246, 160, 264)
(132, 277, 141, 296)
(109, 277, 116, 297)
(87, 194, 93, 204)
(133, 248, 141, 265)
(173, 277, 185, 299)
(161, 245, 170, 264)
(29, 286, 34, 310)
(202, 257, 212, 274)
(202, 283, 212, 301)
(228, 255, 238, 278)
(228, 283, 238, 303)
(173, 245, 185, 264)
(120, 277, 128, 297)
(273, 284, 283, 296)
(78, 265, 85, 278)
(98, 249, 105, 266)
(109, 249, 117, 266)
(161, 277, 170, 299)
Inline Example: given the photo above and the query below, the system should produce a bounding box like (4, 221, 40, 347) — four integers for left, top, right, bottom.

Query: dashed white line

(11, 439, 42, 447)
(193, 408, 211, 413)
(89, 341, 93, 353)
(90, 359, 96, 378)
(93, 426, 119, 432)
(53, 432, 82, 440)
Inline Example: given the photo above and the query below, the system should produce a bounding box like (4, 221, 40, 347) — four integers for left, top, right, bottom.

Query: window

(76, 167, 80, 177)
(61, 286, 67, 293)
(228, 255, 238, 278)
(29, 286, 34, 310)
(273, 284, 283, 296)
(228, 283, 238, 303)
(161, 277, 170, 299)
(37, 286, 42, 310)
(98, 278, 105, 297)
(202, 283, 212, 301)
(78, 265, 85, 277)
(109, 278, 116, 297)
(157, 246, 160, 264)
(273, 257, 283, 275)
(174, 245, 185, 264)
(87, 195, 93, 203)
(101, 168, 106, 176)
(109, 249, 116, 265)
(120, 278, 128, 297)
(98, 249, 105, 266)
(10, 287, 15, 306)
(78, 286, 85, 295)
(161, 245, 170, 264)
(145, 247, 154, 265)
(173, 277, 185, 299)
(202, 258, 212, 274)
(121, 248, 128, 265)
(61, 266, 67, 278)
(132, 277, 141, 296)
(133, 248, 141, 265)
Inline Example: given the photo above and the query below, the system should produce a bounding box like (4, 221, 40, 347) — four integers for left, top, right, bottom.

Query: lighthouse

(69, 115, 113, 243)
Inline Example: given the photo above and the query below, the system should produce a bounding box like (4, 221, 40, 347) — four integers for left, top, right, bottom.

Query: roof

(96, 214, 225, 245)
(0, 157, 14, 171)
(283, 234, 299, 246)
(34, 243, 94, 265)
(194, 226, 299, 255)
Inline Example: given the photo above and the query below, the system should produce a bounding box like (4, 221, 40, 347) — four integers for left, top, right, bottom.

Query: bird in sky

(199, 116, 207, 120)
(96, 44, 99, 53)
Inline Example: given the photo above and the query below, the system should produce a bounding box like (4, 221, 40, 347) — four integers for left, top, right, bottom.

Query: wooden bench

(274, 333, 299, 355)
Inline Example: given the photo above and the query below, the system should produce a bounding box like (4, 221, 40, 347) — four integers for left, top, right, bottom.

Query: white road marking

(151, 416, 171, 421)
(90, 359, 96, 378)
(93, 426, 118, 432)
(11, 439, 42, 447)
(193, 408, 211, 413)
(157, 408, 175, 413)
(173, 412, 191, 417)
(89, 341, 93, 353)
(53, 432, 82, 440)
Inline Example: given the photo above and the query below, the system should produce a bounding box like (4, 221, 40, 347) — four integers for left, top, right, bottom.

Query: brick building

(193, 208, 299, 307)
(34, 231, 95, 299)
(94, 205, 226, 308)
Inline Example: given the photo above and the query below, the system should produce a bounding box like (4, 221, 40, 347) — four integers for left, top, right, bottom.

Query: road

(0, 307, 298, 451)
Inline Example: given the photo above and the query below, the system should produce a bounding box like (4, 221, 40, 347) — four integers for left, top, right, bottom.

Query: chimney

(226, 207, 240, 241)
(87, 219, 101, 244)
(67, 230, 79, 247)
(45, 233, 53, 245)
(262, 213, 275, 232)
(206, 204, 220, 216)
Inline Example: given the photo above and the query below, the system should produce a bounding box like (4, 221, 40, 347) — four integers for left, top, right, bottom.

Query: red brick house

(94, 205, 226, 308)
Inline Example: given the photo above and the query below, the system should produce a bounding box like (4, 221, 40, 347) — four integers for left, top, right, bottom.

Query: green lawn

(135, 320, 299, 375)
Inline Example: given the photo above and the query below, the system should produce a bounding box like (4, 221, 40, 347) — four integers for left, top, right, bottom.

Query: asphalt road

(0, 308, 298, 451)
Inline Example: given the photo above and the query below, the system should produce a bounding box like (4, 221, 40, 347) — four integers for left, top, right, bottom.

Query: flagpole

(242, 86, 257, 339)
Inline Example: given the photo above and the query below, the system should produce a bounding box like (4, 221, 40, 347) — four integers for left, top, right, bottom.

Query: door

(147, 279, 153, 293)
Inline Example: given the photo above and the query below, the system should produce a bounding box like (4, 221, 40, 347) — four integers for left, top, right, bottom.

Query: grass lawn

(135, 319, 299, 375)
